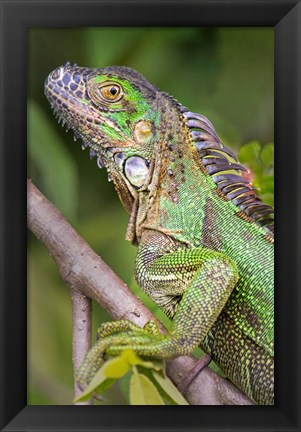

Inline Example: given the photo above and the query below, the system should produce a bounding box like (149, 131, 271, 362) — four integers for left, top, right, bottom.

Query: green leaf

(95, 378, 116, 395)
(238, 141, 261, 164)
(102, 354, 131, 378)
(121, 349, 163, 371)
(129, 368, 165, 405)
(74, 391, 94, 403)
(74, 369, 110, 402)
(74, 350, 165, 403)
(74, 377, 116, 403)
(261, 142, 274, 167)
(151, 371, 189, 405)
(74, 355, 131, 402)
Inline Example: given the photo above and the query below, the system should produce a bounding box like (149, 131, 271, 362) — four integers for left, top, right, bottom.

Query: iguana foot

(76, 319, 184, 386)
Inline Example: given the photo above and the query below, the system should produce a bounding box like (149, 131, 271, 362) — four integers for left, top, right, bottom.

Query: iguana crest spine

(182, 111, 274, 233)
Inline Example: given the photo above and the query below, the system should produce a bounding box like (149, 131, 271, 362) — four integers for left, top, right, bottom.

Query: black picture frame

(0, 0, 300, 431)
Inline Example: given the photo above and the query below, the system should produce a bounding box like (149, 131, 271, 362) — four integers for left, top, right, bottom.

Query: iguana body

(45, 64, 274, 404)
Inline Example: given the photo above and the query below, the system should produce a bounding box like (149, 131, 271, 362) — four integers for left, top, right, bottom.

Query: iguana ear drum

(124, 156, 149, 188)
(134, 120, 153, 144)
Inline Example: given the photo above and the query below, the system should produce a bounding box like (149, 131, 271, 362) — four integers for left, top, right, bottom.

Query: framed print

(0, 0, 300, 431)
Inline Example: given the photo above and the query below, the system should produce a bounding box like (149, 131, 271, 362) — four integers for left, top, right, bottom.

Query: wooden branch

(27, 179, 253, 405)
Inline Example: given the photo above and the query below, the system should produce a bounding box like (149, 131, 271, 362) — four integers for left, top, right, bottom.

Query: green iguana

(44, 63, 274, 405)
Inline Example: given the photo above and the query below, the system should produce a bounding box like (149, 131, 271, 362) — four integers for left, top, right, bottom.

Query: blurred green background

(28, 27, 274, 404)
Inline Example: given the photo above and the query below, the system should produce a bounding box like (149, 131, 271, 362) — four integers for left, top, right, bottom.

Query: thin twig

(71, 291, 92, 404)
(27, 179, 253, 405)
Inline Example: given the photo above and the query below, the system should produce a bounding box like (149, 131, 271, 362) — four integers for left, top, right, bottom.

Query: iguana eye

(99, 83, 123, 102)
(87, 79, 124, 107)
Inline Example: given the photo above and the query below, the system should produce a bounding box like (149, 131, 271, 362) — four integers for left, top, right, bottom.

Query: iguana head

(45, 63, 162, 212)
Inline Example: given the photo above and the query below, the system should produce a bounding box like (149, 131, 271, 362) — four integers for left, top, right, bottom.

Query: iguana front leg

(77, 231, 238, 385)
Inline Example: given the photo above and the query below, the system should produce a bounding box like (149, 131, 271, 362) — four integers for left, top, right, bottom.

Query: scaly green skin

(45, 63, 274, 404)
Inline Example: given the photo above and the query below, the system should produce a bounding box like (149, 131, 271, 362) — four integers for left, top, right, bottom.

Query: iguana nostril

(51, 68, 61, 80)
